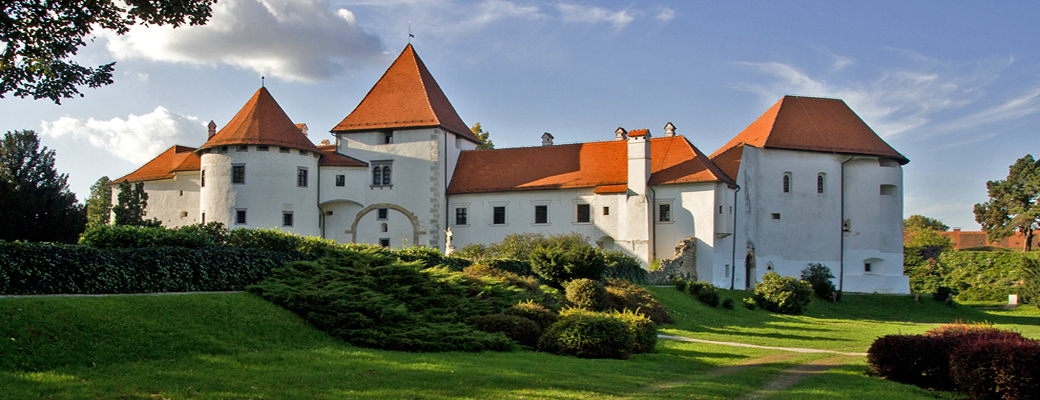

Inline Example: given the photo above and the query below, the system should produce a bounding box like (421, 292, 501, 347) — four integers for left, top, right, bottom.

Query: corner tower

(198, 87, 321, 235)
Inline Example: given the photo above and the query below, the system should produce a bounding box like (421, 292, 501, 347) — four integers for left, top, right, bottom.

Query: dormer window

(384, 132, 394, 144)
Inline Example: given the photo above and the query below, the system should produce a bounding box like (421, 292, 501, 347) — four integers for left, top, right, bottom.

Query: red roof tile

(331, 44, 478, 142)
(198, 87, 320, 153)
(627, 129, 649, 137)
(448, 136, 732, 195)
(317, 144, 368, 167)
(114, 145, 200, 183)
(710, 96, 909, 164)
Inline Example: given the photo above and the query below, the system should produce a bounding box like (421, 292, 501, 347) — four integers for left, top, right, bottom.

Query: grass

(1, 289, 1037, 399)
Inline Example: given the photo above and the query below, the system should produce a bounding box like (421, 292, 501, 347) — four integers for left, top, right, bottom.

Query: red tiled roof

(710, 96, 909, 164)
(114, 145, 200, 183)
(198, 87, 320, 153)
(627, 129, 649, 137)
(317, 144, 368, 167)
(331, 44, 478, 142)
(448, 135, 732, 195)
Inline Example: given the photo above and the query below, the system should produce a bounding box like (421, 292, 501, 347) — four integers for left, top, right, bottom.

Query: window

(258, 145, 269, 151)
(783, 172, 792, 193)
(576, 204, 591, 223)
(880, 184, 897, 196)
(771, 213, 781, 220)
(719, 206, 723, 214)
(201, 213, 205, 224)
(237, 145, 248, 152)
(200, 170, 205, 187)
(297, 168, 308, 187)
(455, 207, 468, 225)
(534, 205, 548, 224)
(300, 150, 309, 156)
(280, 147, 290, 153)
(603, 206, 610, 216)
(335, 174, 345, 187)
(232, 165, 245, 184)
(493, 206, 506, 225)
(817, 173, 826, 194)
(658, 204, 672, 222)
(235, 209, 247, 225)
(379, 238, 390, 247)
(180, 211, 188, 218)
(179, 190, 183, 197)
(219, 146, 229, 154)
(377, 208, 388, 220)
(372, 161, 392, 186)
(283, 212, 294, 227)
(384, 132, 394, 144)
(864, 262, 872, 272)
(381, 223, 388, 233)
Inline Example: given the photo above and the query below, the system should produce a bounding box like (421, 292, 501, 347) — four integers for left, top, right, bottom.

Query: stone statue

(444, 227, 455, 256)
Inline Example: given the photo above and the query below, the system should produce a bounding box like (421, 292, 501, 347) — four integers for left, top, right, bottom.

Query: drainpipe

(317, 158, 324, 239)
(444, 131, 450, 252)
(649, 186, 656, 263)
(730, 184, 741, 290)
(839, 157, 854, 293)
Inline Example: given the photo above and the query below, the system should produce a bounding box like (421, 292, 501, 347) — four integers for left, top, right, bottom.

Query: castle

(114, 44, 911, 293)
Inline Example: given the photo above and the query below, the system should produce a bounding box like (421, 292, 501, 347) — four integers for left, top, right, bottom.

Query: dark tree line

(0, 130, 85, 243)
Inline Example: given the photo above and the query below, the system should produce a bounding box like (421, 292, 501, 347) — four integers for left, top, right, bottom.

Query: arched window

(372, 166, 382, 185)
(782, 172, 792, 193)
(817, 173, 825, 194)
(382, 165, 391, 185)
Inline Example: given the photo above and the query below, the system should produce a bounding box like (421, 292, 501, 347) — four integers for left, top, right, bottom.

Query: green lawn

(1, 290, 1036, 399)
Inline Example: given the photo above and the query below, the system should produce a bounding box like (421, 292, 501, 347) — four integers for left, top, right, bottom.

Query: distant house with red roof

(113, 44, 910, 293)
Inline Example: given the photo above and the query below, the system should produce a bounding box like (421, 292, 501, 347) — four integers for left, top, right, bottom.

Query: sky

(3, 0, 1039, 230)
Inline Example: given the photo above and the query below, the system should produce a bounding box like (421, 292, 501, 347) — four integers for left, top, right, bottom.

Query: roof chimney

(321, 139, 331, 145)
(627, 129, 651, 195)
(664, 122, 676, 137)
(615, 127, 627, 141)
(207, 120, 217, 138)
(296, 123, 309, 136)
(541, 132, 554, 146)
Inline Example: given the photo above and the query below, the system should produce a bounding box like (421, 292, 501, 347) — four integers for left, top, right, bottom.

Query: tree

(86, 176, 113, 228)
(974, 155, 1040, 251)
(0, 130, 86, 243)
(112, 180, 160, 227)
(905, 229, 953, 249)
(1, 0, 215, 103)
(904, 215, 950, 232)
(471, 123, 494, 149)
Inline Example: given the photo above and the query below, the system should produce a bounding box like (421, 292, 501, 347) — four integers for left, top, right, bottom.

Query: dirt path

(736, 356, 849, 400)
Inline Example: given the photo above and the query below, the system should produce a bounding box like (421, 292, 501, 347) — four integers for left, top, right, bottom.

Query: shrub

(602, 251, 648, 284)
(753, 272, 813, 315)
(950, 337, 1040, 400)
(800, 263, 839, 302)
(933, 286, 954, 303)
(674, 279, 688, 292)
(721, 297, 734, 310)
(1020, 257, 1040, 305)
(487, 232, 590, 261)
(530, 243, 606, 289)
(463, 264, 541, 293)
(538, 309, 634, 359)
(565, 279, 608, 311)
(604, 278, 673, 324)
(484, 258, 536, 278)
(228, 228, 345, 256)
(610, 309, 657, 353)
(506, 301, 558, 331)
(79, 225, 216, 248)
(742, 297, 756, 310)
(687, 280, 721, 308)
(466, 314, 542, 348)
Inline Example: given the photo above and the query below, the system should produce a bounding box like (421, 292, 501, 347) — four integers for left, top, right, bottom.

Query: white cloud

(939, 86, 1040, 132)
(556, 3, 636, 30)
(101, 0, 386, 82)
(470, 0, 543, 27)
(40, 107, 206, 164)
(655, 7, 676, 22)
(831, 55, 854, 71)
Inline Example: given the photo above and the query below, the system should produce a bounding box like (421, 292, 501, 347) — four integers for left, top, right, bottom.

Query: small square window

(864, 262, 872, 272)
(384, 132, 394, 144)
(576, 204, 590, 223)
(280, 147, 290, 153)
(219, 146, 229, 154)
(658, 204, 671, 222)
(237, 145, 248, 152)
(493, 206, 506, 225)
(232, 165, 245, 184)
(335, 175, 345, 187)
(455, 207, 468, 225)
(535, 205, 548, 224)
(283, 212, 294, 227)
(300, 150, 309, 156)
(603, 207, 609, 216)
(771, 213, 781, 220)
(379, 238, 390, 247)
(377, 208, 388, 220)
(258, 146, 269, 151)
(235, 209, 247, 225)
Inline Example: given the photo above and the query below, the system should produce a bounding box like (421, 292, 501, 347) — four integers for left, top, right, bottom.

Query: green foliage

(464, 263, 541, 293)
(483, 258, 535, 277)
(721, 297, 735, 309)
(505, 300, 558, 331)
(941, 251, 1026, 301)
(0, 130, 86, 243)
(752, 272, 813, 315)
(904, 229, 953, 249)
(79, 224, 217, 248)
(609, 308, 657, 354)
(466, 314, 541, 348)
(742, 297, 756, 310)
(470, 122, 495, 150)
(112, 180, 160, 227)
(565, 278, 608, 311)
(482, 232, 590, 261)
(674, 278, 688, 292)
(86, 176, 112, 228)
(0, 240, 311, 295)
(974, 154, 1040, 251)
(800, 263, 839, 302)
(537, 308, 634, 359)
(1022, 257, 1040, 305)
(904, 215, 950, 232)
(687, 280, 721, 308)
(247, 249, 535, 352)
(602, 250, 648, 284)
(530, 242, 606, 289)
(604, 278, 673, 324)
(394, 245, 473, 270)
(1, 0, 214, 103)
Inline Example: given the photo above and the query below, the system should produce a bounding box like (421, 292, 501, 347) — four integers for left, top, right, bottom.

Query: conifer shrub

(610, 308, 657, 353)
(604, 278, 674, 324)
(674, 278, 688, 292)
(800, 263, 839, 302)
(506, 301, 558, 331)
(538, 308, 634, 359)
(1019, 257, 1040, 305)
(721, 297, 735, 310)
(687, 280, 721, 308)
(530, 243, 606, 289)
(247, 249, 532, 352)
(466, 314, 542, 348)
(464, 264, 541, 293)
(565, 278, 608, 311)
(752, 272, 812, 315)
(742, 297, 756, 310)
(602, 251, 648, 284)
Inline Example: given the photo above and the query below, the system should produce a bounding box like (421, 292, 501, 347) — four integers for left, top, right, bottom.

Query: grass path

(738, 356, 851, 400)
(659, 335, 868, 356)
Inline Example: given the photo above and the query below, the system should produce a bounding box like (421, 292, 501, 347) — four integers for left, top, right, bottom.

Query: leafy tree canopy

(0, 130, 85, 243)
(86, 176, 112, 228)
(470, 122, 494, 150)
(112, 180, 160, 227)
(904, 214, 950, 232)
(905, 229, 953, 249)
(974, 155, 1040, 251)
(1, 0, 215, 103)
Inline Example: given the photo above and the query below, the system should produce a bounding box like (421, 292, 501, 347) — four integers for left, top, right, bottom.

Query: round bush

(752, 272, 812, 315)
(721, 297, 735, 310)
(537, 312, 634, 359)
(610, 309, 657, 353)
(505, 301, 558, 331)
(604, 278, 673, 324)
(565, 278, 608, 311)
(688, 281, 721, 307)
(466, 314, 542, 348)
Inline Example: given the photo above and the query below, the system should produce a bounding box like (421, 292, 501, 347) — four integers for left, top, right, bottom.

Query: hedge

(0, 241, 314, 295)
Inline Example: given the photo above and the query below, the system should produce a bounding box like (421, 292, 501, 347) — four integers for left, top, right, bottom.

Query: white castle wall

(113, 172, 201, 228)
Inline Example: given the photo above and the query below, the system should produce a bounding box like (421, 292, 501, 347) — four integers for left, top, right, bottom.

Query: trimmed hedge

(0, 241, 313, 295)
(565, 278, 608, 311)
(950, 337, 1040, 400)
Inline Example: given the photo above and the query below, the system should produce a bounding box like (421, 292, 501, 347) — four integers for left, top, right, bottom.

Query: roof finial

(261, 76, 265, 88)
(408, 21, 414, 43)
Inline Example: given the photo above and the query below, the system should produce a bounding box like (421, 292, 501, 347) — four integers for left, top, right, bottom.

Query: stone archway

(345, 203, 425, 246)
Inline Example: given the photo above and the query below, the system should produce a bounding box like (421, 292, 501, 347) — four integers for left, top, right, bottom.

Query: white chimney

(207, 120, 217, 138)
(541, 132, 554, 146)
(615, 127, 628, 141)
(627, 128, 651, 195)
(664, 122, 676, 137)
(296, 123, 309, 136)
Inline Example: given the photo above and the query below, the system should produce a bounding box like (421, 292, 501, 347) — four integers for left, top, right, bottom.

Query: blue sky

(3, 0, 1039, 230)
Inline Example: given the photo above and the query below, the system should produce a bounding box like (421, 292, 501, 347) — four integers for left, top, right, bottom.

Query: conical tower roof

(711, 96, 908, 164)
(199, 87, 320, 153)
(332, 44, 478, 143)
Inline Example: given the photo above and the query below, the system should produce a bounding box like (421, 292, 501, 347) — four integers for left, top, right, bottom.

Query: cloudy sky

(3, 0, 1039, 230)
